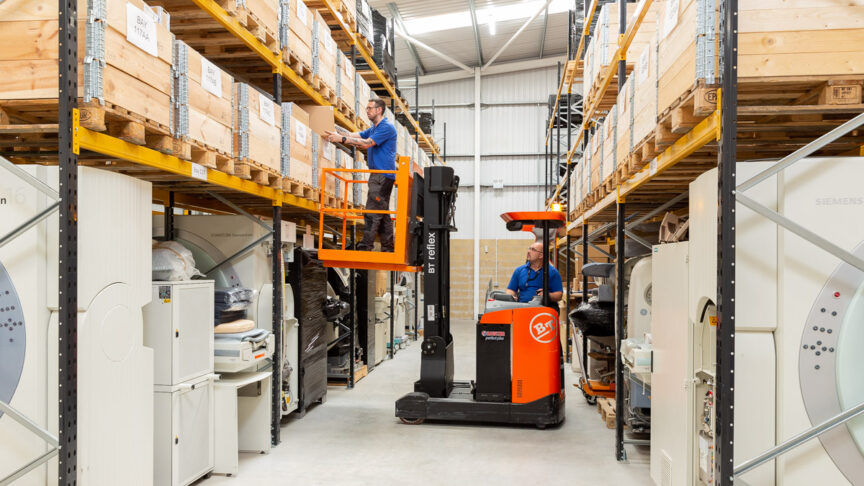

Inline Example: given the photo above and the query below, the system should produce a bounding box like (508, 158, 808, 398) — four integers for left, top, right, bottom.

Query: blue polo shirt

(360, 117, 397, 180)
(507, 262, 564, 303)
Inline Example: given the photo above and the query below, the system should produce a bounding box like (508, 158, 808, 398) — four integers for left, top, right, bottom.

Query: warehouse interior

(1, 0, 864, 485)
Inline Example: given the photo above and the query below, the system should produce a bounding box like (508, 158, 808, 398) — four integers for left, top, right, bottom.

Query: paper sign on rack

(662, 0, 680, 39)
(126, 3, 159, 57)
(296, 122, 308, 146)
(190, 163, 208, 181)
(260, 93, 275, 126)
(201, 57, 222, 97)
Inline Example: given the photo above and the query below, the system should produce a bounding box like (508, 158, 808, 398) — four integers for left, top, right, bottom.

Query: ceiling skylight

(401, 0, 574, 36)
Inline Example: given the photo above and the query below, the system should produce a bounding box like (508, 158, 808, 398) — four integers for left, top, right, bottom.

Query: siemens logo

(816, 197, 864, 206)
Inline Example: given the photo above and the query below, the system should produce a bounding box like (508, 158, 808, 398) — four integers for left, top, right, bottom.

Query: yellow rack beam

(190, 0, 357, 132)
(78, 127, 327, 213)
(560, 104, 721, 240)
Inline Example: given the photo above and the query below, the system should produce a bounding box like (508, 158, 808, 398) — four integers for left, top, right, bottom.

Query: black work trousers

(358, 173, 395, 252)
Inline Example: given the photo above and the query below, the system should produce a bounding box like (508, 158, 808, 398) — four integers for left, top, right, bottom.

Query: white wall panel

(452, 186, 545, 240)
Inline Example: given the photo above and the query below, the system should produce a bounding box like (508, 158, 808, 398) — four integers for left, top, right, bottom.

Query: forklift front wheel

(584, 393, 597, 406)
(399, 417, 425, 425)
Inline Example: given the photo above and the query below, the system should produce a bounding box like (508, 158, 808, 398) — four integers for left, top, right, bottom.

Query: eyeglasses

(527, 248, 542, 253)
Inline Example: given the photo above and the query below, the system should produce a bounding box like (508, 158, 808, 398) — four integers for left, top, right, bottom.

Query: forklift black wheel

(399, 417, 425, 425)
(585, 395, 597, 406)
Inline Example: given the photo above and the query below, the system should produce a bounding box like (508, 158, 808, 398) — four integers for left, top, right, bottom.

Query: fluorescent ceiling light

(402, 0, 572, 36)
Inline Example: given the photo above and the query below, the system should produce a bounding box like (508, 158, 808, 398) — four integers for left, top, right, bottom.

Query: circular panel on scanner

(0, 260, 26, 418)
(801, 242, 864, 482)
(173, 232, 241, 289)
(87, 283, 135, 363)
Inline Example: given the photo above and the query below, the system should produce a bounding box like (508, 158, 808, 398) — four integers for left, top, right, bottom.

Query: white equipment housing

(0, 166, 153, 485)
(622, 257, 653, 377)
(152, 215, 300, 415)
(651, 157, 864, 486)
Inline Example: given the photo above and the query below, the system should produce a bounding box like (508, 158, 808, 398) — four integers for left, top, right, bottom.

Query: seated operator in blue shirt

(506, 240, 564, 303)
(326, 99, 397, 252)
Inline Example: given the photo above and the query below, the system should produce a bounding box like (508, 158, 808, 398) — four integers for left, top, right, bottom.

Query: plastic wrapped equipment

(569, 301, 615, 337)
(152, 240, 204, 281)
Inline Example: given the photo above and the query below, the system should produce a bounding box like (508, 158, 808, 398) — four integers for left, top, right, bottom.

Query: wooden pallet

(312, 76, 338, 104)
(284, 51, 315, 85)
(173, 137, 235, 172)
(244, 8, 280, 54)
(358, 69, 395, 89)
(597, 397, 616, 429)
(321, 192, 339, 208)
(584, 64, 635, 117)
(282, 177, 316, 199)
(327, 364, 368, 386)
(0, 99, 174, 160)
(335, 98, 357, 124)
(234, 159, 282, 188)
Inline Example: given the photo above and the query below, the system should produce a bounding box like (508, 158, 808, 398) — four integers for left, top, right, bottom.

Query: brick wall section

(449, 238, 532, 319)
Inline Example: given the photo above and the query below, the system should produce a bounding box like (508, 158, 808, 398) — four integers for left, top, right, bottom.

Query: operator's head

(367, 99, 386, 124)
(527, 241, 545, 266)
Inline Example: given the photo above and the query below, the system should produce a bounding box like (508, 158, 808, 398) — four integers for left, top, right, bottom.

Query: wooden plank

(0, 123, 58, 133)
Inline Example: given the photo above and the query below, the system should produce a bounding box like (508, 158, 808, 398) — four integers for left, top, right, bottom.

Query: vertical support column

(555, 61, 562, 193)
(581, 221, 589, 376)
(270, 73, 283, 446)
(58, 0, 78, 482)
(389, 270, 395, 359)
(473, 68, 481, 319)
(615, 198, 626, 462)
(348, 222, 356, 388)
(443, 122, 447, 163)
(164, 192, 175, 241)
(614, 0, 628, 462)
(716, 0, 738, 483)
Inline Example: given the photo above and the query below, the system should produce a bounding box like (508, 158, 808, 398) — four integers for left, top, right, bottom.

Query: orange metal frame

(579, 377, 616, 399)
(317, 156, 420, 272)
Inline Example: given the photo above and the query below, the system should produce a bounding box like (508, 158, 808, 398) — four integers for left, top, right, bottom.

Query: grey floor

(204, 319, 652, 486)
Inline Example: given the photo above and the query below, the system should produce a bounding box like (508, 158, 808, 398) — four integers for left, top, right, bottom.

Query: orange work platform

(317, 156, 420, 272)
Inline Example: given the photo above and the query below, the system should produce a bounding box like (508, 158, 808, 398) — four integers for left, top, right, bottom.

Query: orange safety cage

(317, 155, 421, 272)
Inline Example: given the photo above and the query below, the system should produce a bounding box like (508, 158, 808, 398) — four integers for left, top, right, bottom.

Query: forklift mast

(414, 166, 459, 398)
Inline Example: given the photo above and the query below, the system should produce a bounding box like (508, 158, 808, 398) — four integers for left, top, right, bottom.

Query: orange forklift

(315, 162, 566, 428)
(394, 167, 566, 427)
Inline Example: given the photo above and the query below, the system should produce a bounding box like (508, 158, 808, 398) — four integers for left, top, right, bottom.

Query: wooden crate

(616, 75, 634, 177)
(632, 35, 659, 155)
(234, 83, 282, 178)
(0, 0, 173, 146)
(244, 0, 279, 46)
(284, 0, 314, 74)
(315, 133, 338, 195)
(280, 102, 314, 186)
(585, 2, 658, 103)
(337, 51, 356, 114)
(589, 125, 604, 192)
(173, 40, 234, 165)
(312, 11, 338, 94)
(601, 111, 617, 186)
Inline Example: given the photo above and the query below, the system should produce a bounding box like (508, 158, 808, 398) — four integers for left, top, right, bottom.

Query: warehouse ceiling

(367, 0, 582, 76)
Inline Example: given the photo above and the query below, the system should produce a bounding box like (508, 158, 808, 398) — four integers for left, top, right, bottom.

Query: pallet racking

(545, 0, 864, 483)
(0, 0, 442, 482)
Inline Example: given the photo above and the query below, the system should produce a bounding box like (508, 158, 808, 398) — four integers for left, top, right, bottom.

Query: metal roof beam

(387, 3, 426, 75)
(482, 0, 553, 71)
(394, 28, 473, 73)
(539, 6, 549, 59)
(467, 0, 484, 66)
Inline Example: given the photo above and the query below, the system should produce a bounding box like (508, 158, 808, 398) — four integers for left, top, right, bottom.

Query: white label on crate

(297, 0, 309, 26)
(637, 47, 650, 84)
(200, 57, 222, 97)
(324, 33, 336, 55)
(662, 0, 680, 39)
(322, 139, 333, 161)
(344, 61, 353, 79)
(295, 122, 308, 146)
(190, 163, 208, 181)
(126, 3, 159, 57)
(259, 93, 275, 125)
(427, 305, 435, 321)
(649, 158, 658, 176)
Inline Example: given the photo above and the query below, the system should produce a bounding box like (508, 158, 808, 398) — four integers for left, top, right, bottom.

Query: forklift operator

(326, 99, 397, 252)
(505, 241, 563, 303)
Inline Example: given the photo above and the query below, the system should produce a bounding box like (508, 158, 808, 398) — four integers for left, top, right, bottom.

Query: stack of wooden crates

(570, 0, 864, 217)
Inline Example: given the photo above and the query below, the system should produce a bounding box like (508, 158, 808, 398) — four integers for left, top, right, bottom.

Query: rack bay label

(126, 3, 159, 57)
(201, 57, 222, 97)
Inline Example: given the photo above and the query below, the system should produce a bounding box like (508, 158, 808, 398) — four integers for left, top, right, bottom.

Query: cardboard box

(174, 41, 234, 155)
(299, 103, 336, 134)
(357, 78, 372, 124)
(234, 83, 282, 172)
(0, 0, 173, 130)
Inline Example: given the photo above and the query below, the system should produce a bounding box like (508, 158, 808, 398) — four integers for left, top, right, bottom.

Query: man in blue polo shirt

(327, 99, 397, 251)
(506, 240, 564, 303)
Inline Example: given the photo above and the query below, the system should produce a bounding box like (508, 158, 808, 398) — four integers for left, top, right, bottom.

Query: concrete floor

(203, 319, 652, 486)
